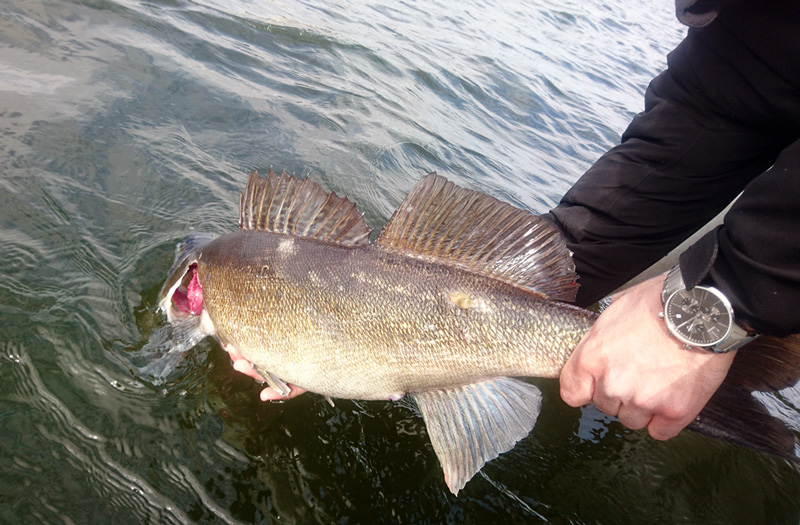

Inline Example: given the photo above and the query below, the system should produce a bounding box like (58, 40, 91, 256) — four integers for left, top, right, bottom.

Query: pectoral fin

(134, 316, 209, 384)
(264, 371, 292, 398)
(411, 377, 543, 495)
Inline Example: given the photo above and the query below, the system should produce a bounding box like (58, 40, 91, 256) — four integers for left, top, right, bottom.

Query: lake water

(1, 0, 799, 523)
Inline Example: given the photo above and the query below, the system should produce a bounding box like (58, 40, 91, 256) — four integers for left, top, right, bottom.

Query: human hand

(560, 274, 737, 440)
(226, 345, 307, 401)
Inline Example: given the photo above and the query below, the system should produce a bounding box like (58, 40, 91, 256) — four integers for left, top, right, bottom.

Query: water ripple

(1, 0, 799, 522)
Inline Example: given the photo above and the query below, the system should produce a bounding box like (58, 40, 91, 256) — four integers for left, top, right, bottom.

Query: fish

(154, 169, 800, 494)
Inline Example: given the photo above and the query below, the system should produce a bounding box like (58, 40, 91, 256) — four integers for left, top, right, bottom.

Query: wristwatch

(659, 265, 757, 353)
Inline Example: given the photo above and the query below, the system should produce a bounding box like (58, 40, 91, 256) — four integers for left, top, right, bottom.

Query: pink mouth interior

(172, 264, 203, 316)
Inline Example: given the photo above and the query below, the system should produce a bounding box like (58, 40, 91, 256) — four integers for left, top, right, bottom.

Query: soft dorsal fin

(239, 169, 371, 246)
(376, 173, 578, 301)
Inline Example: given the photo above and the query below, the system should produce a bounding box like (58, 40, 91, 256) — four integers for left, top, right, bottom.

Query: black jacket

(545, 0, 800, 336)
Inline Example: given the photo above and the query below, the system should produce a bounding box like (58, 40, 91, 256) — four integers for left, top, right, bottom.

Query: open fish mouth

(134, 233, 218, 383)
(158, 260, 202, 323)
(157, 232, 215, 323)
(170, 263, 203, 317)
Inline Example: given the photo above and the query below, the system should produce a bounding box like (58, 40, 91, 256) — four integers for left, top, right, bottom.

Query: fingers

(232, 356, 266, 382)
(558, 276, 718, 441)
(560, 349, 596, 408)
(647, 419, 683, 441)
(226, 347, 307, 401)
(260, 385, 307, 402)
(646, 404, 701, 440)
(590, 386, 622, 418)
(616, 404, 653, 431)
(561, 339, 660, 433)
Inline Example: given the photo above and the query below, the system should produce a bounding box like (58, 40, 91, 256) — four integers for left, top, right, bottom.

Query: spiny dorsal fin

(376, 173, 578, 301)
(239, 169, 371, 247)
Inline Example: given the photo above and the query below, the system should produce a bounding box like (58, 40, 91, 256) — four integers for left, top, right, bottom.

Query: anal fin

(411, 377, 543, 495)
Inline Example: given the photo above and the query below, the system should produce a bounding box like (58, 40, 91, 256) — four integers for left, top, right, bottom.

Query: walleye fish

(155, 170, 800, 494)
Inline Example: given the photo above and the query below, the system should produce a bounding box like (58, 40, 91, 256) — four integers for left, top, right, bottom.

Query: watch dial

(665, 287, 732, 346)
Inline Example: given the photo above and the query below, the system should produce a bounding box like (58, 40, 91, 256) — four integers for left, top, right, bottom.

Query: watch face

(664, 286, 733, 347)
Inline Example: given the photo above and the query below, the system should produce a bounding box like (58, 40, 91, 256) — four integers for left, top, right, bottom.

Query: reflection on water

(1, 0, 798, 522)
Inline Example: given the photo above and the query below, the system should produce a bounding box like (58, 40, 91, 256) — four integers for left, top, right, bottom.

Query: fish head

(157, 233, 216, 324)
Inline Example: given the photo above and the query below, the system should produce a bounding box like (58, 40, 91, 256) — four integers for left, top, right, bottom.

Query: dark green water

(1, 0, 799, 523)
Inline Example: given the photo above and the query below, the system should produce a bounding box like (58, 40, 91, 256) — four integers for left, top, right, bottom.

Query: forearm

(679, 139, 800, 336)
(543, 67, 784, 307)
(546, 1, 800, 316)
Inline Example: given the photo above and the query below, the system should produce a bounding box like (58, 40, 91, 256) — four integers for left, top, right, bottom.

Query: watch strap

(661, 265, 685, 305)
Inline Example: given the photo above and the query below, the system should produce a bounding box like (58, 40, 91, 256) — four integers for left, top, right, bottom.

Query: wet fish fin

(689, 381, 800, 463)
(687, 334, 800, 462)
(411, 377, 542, 495)
(727, 334, 800, 392)
(239, 169, 371, 246)
(377, 173, 578, 301)
(263, 371, 292, 398)
(134, 316, 208, 384)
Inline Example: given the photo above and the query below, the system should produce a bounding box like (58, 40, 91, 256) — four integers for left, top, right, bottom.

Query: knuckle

(560, 382, 588, 407)
(559, 386, 579, 407)
(560, 367, 592, 399)
(658, 399, 696, 423)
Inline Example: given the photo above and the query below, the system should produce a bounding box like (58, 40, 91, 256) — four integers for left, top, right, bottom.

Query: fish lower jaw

(162, 301, 214, 337)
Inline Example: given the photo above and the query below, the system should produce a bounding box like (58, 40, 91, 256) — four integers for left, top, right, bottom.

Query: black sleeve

(543, 0, 800, 335)
(680, 140, 800, 336)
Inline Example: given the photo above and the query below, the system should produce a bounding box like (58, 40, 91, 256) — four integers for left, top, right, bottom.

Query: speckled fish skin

(197, 229, 597, 400)
(155, 170, 800, 494)
(158, 169, 597, 494)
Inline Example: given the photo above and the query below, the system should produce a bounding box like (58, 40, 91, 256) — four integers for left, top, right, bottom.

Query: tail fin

(689, 334, 800, 463)
(726, 334, 800, 392)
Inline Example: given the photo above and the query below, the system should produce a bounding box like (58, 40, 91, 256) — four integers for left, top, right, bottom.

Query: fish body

(197, 229, 595, 400)
(155, 169, 800, 493)
(158, 169, 591, 493)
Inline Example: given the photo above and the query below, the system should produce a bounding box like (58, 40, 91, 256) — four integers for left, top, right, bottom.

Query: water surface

(1, 0, 799, 523)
